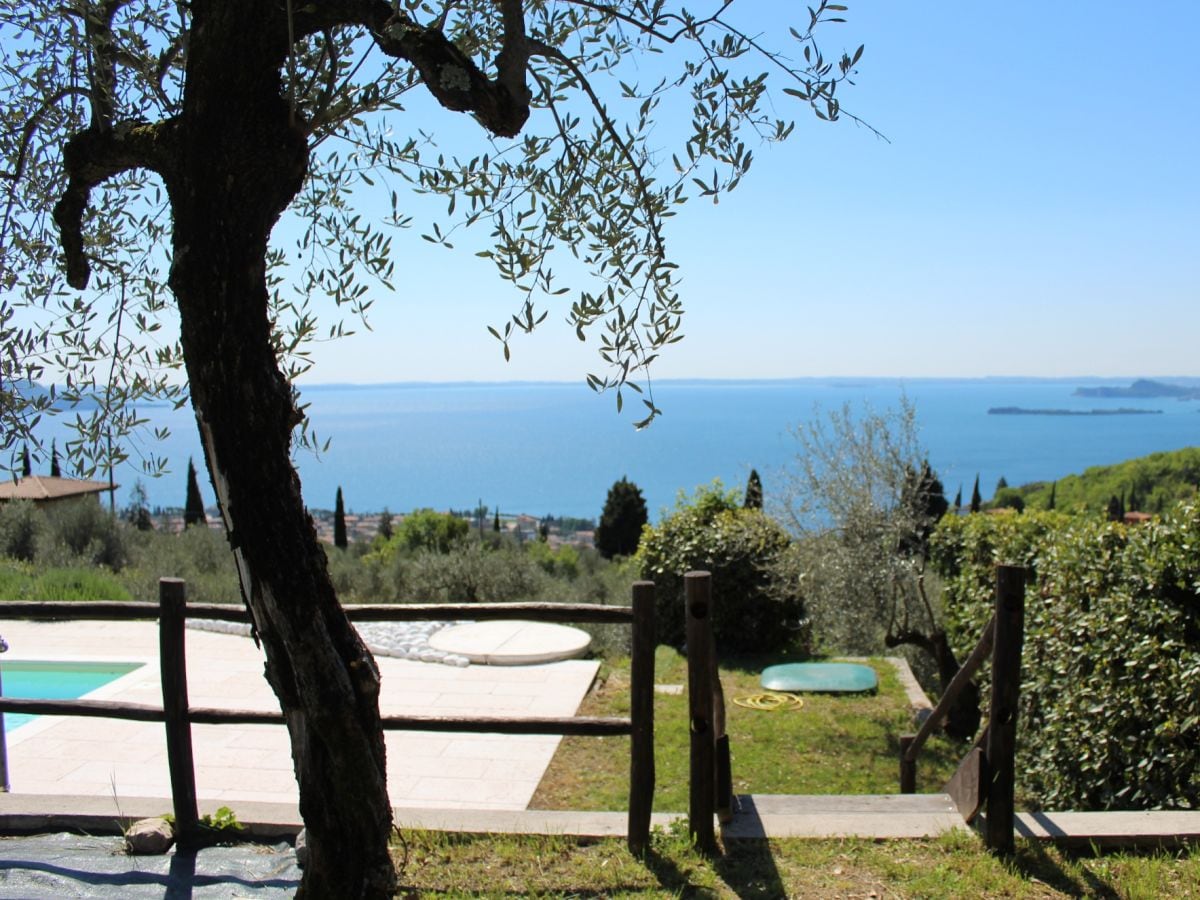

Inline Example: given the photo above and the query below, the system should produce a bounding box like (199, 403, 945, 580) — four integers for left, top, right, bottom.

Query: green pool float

(760, 662, 878, 694)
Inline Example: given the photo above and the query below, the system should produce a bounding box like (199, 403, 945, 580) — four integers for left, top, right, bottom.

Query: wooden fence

(0, 579, 657, 852)
(899, 564, 1026, 853)
(682, 571, 730, 855)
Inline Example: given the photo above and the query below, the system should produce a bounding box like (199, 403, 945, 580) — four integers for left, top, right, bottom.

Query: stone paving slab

(0, 620, 598, 811)
(429, 620, 592, 665)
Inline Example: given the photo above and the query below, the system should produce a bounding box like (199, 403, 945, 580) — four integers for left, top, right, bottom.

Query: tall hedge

(931, 507, 1200, 811)
(636, 482, 799, 654)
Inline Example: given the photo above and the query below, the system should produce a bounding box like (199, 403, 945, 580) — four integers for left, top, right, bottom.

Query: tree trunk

(887, 629, 981, 741)
(164, 5, 394, 897)
(929, 632, 981, 741)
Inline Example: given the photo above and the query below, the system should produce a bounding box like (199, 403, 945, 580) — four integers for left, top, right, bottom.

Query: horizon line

(291, 374, 1200, 390)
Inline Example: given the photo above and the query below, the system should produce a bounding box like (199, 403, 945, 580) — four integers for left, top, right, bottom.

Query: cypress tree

(50, 439, 61, 477)
(377, 508, 393, 540)
(969, 475, 982, 513)
(493, 510, 501, 532)
(595, 476, 649, 559)
(995, 475, 1008, 494)
(953, 485, 962, 510)
(184, 458, 207, 527)
(1118, 490, 1127, 520)
(1127, 485, 1138, 513)
(334, 487, 348, 549)
(1047, 481, 1056, 511)
(20, 443, 31, 477)
(743, 468, 764, 509)
(1106, 494, 1122, 522)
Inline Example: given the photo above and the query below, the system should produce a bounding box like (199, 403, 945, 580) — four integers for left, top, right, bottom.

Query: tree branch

(526, 37, 664, 259)
(292, 1, 530, 137)
(52, 120, 175, 289)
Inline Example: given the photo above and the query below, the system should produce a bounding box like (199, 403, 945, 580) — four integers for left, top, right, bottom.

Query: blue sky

(296, 3, 1198, 384)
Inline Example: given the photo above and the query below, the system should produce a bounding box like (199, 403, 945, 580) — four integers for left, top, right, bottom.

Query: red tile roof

(0, 475, 117, 501)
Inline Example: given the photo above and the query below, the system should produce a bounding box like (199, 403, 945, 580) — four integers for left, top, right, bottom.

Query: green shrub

(525, 540, 580, 580)
(370, 509, 469, 561)
(117, 524, 239, 603)
(402, 540, 544, 603)
(931, 506, 1200, 811)
(0, 500, 42, 561)
(636, 482, 800, 655)
(40, 499, 127, 570)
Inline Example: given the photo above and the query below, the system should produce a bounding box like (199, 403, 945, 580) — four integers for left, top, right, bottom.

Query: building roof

(0, 475, 117, 501)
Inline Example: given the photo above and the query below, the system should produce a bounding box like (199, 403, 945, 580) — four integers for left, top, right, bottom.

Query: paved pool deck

(0, 620, 599, 813)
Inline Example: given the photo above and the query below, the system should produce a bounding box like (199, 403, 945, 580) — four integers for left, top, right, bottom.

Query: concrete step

(723, 793, 968, 839)
(1010, 810, 1200, 849)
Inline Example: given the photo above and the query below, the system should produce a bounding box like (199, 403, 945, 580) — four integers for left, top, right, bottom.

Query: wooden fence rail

(0, 580, 657, 853)
(899, 564, 1026, 854)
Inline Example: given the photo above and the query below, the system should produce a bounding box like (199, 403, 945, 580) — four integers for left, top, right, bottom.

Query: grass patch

(532, 648, 962, 811)
(0, 562, 132, 602)
(393, 829, 1200, 898)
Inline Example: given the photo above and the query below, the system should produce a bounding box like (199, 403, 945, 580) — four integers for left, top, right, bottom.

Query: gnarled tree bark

(163, 5, 394, 897)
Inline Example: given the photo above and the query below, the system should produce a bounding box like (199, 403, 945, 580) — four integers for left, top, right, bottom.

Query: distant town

(150, 506, 598, 549)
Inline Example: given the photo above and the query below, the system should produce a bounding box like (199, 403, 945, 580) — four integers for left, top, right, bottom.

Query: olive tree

(776, 398, 978, 737)
(1, 1, 866, 894)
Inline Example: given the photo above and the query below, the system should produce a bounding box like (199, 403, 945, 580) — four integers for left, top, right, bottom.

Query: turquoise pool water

(0, 661, 144, 731)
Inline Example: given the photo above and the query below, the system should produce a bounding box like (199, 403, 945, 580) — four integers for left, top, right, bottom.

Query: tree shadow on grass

(639, 838, 787, 900)
(713, 839, 788, 900)
(1004, 838, 1120, 899)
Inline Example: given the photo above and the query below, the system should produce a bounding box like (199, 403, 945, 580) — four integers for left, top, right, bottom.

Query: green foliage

(1012, 446, 1200, 514)
(595, 477, 648, 559)
(931, 506, 1200, 810)
(525, 539, 580, 580)
(121, 524, 239, 604)
(123, 481, 154, 532)
(199, 805, 244, 835)
(372, 509, 470, 560)
(743, 469, 764, 510)
(0, 558, 130, 601)
(636, 481, 799, 654)
(0, 500, 42, 561)
(40, 499, 127, 570)
(991, 486, 1026, 512)
(969, 475, 982, 513)
(403, 540, 543, 604)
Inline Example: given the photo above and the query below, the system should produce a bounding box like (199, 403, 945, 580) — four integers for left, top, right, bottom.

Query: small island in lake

(1074, 379, 1200, 400)
(988, 407, 1163, 416)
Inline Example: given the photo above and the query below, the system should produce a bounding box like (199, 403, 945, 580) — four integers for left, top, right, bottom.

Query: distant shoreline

(988, 407, 1163, 417)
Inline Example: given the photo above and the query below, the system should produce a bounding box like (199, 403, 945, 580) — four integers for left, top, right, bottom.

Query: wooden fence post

(685, 571, 716, 855)
(985, 564, 1025, 854)
(627, 581, 656, 854)
(160, 578, 199, 849)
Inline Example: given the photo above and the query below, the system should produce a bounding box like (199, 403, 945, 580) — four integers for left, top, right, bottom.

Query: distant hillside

(1014, 447, 1200, 514)
(1074, 379, 1200, 401)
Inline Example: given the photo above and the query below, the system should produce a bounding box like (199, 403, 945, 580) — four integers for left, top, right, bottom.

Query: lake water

(31, 378, 1200, 520)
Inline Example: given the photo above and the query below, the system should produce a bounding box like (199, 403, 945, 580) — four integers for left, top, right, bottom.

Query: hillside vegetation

(1012, 446, 1200, 513)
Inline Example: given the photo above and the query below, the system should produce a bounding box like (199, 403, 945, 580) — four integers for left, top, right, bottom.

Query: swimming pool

(0, 661, 145, 731)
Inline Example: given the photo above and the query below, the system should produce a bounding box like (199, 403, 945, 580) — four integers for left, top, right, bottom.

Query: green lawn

(394, 827, 1200, 898)
(532, 647, 962, 812)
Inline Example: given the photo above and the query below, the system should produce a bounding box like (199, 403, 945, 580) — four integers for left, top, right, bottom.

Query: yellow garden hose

(732, 691, 804, 711)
